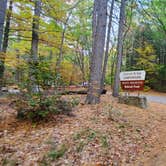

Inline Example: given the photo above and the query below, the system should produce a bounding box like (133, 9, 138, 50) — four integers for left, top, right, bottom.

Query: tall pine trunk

(29, 0, 41, 93)
(112, 0, 126, 97)
(86, 0, 107, 104)
(100, 0, 115, 92)
(0, 0, 7, 88)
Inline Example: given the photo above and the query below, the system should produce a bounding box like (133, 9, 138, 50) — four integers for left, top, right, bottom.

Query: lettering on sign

(120, 70, 146, 91)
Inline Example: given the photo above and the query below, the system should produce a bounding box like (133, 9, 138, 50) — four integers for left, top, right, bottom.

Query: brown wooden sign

(120, 71, 146, 91)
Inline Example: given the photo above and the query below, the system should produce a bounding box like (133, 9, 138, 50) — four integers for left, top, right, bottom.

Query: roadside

(120, 90, 166, 104)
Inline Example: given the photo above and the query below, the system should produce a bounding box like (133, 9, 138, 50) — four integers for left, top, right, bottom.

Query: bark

(112, 0, 126, 97)
(86, 0, 107, 104)
(80, 47, 85, 82)
(100, 0, 115, 92)
(29, 0, 41, 93)
(2, 0, 13, 53)
(15, 50, 20, 82)
(0, 0, 7, 88)
(31, 0, 41, 62)
(0, 0, 7, 51)
(0, 0, 13, 87)
(75, 40, 86, 83)
(110, 54, 115, 86)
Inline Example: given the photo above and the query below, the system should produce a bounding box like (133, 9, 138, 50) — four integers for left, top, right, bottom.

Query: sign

(120, 70, 146, 91)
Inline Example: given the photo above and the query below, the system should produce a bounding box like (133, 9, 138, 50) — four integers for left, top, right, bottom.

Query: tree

(112, 0, 126, 97)
(0, 0, 7, 88)
(100, 0, 115, 92)
(28, 0, 41, 93)
(2, 0, 13, 53)
(56, 0, 83, 70)
(0, 0, 13, 87)
(138, 0, 166, 37)
(86, 0, 107, 104)
(71, 0, 93, 83)
(0, 0, 7, 51)
(135, 42, 157, 72)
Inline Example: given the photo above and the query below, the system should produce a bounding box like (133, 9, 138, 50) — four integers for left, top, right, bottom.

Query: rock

(118, 96, 147, 109)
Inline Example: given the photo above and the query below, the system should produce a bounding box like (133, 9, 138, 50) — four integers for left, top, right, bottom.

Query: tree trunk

(15, 50, 20, 82)
(31, 0, 41, 62)
(0, 0, 13, 88)
(110, 54, 115, 87)
(0, 0, 7, 88)
(80, 47, 85, 82)
(112, 0, 126, 97)
(86, 0, 107, 104)
(2, 0, 12, 53)
(29, 0, 41, 93)
(56, 13, 71, 70)
(0, 0, 7, 51)
(75, 40, 86, 83)
(100, 0, 115, 92)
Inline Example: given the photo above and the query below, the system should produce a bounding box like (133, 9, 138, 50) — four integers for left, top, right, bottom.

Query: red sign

(120, 71, 146, 91)
(121, 80, 145, 91)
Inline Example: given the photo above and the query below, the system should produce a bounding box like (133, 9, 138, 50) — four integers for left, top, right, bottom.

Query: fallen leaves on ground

(0, 92, 166, 166)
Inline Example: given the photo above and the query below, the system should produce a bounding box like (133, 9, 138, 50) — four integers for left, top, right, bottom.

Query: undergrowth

(13, 93, 79, 122)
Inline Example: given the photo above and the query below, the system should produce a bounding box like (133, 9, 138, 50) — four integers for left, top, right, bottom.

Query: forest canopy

(0, 0, 165, 98)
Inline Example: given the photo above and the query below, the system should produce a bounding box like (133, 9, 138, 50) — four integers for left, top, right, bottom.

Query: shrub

(143, 85, 151, 92)
(70, 97, 80, 107)
(150, 65, 166, 92)
(14, 93, 74, 122)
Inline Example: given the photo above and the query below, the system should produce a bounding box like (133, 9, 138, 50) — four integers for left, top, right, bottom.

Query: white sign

(120, 70, 146, 81)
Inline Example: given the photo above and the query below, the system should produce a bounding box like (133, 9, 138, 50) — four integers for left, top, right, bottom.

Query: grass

(100, 135, 109, 148)
(73, 128, 110, 153)
(2, 158, 18, 166)
(47, 144, 67, 161)
(76, 141, 86, 152)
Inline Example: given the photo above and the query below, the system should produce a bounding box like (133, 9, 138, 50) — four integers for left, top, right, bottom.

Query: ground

(0, 90, 166, 166)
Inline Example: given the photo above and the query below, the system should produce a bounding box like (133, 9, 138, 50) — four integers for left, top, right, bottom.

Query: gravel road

(145, 95, 166, 104)
(120, 91, 166, 105)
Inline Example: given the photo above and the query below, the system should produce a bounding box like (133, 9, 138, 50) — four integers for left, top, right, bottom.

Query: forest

(0, 0, 166, 165)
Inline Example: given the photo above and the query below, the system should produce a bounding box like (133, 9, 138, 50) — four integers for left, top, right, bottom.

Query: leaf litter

(0, 92, 166, 166)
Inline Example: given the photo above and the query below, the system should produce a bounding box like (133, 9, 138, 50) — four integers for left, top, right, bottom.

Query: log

(59, 89, 107, 95)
